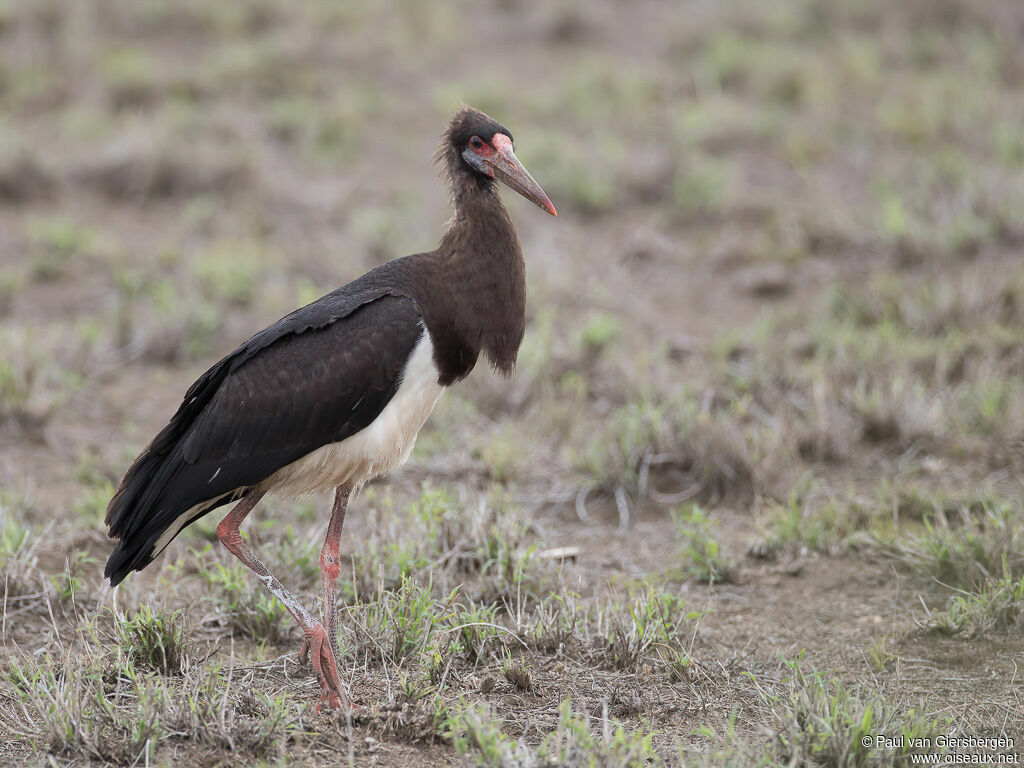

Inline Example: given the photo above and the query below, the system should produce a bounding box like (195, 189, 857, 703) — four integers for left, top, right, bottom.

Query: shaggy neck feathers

(399, 130, 525, 386)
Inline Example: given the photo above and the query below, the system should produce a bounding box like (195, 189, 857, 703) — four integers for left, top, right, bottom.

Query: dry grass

(2, 0, 1023, 764)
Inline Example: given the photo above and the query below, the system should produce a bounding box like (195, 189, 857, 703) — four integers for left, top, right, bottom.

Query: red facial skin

(465, 133, 557, 216)
(468, 136, 497, 158)
(489, 133, 513, 154)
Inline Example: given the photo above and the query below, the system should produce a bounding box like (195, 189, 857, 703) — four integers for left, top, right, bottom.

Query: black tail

(103, 442, 241, 586)
(105, 544, 148, 587)
(104, 370, 236, 585)
(104, 440, 190, 586)
(103, 345, 242, 586)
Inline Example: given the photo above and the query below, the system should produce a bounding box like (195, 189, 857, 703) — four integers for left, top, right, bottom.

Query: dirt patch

(2, 0, 1023, 765)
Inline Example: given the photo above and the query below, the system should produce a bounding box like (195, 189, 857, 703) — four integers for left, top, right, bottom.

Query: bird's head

(439, 106, 557, 217)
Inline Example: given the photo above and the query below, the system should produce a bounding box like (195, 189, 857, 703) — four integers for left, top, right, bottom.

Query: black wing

(105, 286, 424, 585)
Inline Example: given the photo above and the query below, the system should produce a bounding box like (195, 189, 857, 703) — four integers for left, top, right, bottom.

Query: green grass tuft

(118, 607, 193, 676)
(672, 505, 735, 584)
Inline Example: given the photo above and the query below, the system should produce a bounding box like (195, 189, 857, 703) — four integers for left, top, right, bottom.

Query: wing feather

(104, 290, 425, 583)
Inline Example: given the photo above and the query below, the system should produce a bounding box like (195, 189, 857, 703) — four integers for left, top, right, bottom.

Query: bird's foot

(299, 631, 339, 667)
(300, 623, 355, 714)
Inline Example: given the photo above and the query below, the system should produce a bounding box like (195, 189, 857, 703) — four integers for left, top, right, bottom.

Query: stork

(104, 107, 556, 711)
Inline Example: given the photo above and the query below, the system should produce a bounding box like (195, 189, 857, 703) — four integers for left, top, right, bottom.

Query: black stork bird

(104, 107, 556, 711)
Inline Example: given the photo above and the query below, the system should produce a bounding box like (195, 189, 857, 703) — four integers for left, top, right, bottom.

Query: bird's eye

(469, 136, 484, 149)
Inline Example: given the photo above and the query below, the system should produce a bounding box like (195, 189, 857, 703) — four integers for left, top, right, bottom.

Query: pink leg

(300, 486, 350, 661)
(217, 491, 350, 713)
(321, 487, 350, 657)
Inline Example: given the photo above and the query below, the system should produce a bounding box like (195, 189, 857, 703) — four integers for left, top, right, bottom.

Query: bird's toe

(303, 623, 354, 713)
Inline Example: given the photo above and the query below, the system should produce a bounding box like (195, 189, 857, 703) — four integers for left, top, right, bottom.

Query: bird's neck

(445, 176, 515, 243)
(418, 180, 526, 384)
(443, 179, 525, 288)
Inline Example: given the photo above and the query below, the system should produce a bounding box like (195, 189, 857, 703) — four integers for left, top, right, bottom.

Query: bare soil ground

(1, 0, 1023, 765)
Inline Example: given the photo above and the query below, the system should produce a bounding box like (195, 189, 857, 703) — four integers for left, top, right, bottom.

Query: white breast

(259, 325, 445, 498)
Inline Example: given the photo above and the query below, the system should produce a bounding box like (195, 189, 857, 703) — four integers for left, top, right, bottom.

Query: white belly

(259, 326, 444, 497)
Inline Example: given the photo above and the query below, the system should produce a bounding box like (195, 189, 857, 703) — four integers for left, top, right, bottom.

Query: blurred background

(1, 0, 1023, 763)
